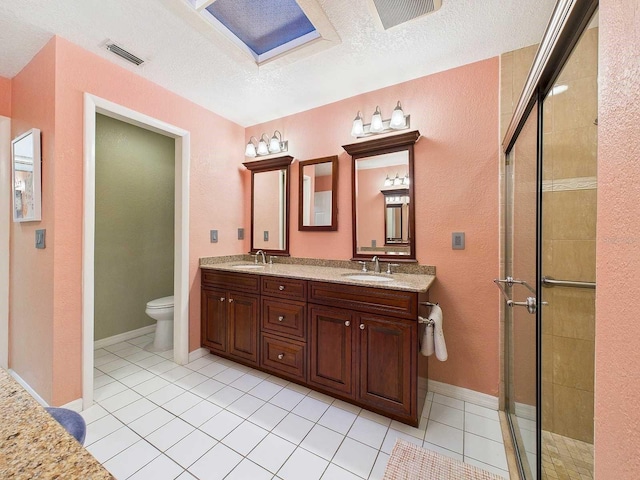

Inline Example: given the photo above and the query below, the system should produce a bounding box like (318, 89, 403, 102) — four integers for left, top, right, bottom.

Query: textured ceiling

(0, 0, 555, 126)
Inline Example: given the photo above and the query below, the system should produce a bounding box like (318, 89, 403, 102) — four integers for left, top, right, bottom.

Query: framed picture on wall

(11, 128, 42, 222)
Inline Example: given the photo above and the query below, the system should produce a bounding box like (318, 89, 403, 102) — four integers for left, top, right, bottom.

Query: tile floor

(542, 430, 593, 479)
(84, 333, 510, 480)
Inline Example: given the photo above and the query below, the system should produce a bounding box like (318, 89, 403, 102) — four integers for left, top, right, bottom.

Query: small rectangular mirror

(298, 155, 338, 231)
(12, 128, 42, 222)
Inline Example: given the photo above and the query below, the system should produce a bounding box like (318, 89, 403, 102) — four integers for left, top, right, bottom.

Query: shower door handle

(494, 279, 547, 314)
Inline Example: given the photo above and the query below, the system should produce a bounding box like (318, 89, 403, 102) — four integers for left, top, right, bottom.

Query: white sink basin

(343, 274, 393, 282)
(231, 264, 265, 270)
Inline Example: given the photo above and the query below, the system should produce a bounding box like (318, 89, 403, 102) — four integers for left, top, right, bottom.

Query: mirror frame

(11, 128, 42, 223)
(243, 155, 293, 256)
(343, 130, 420, 262)
(298, 155, 338, 231)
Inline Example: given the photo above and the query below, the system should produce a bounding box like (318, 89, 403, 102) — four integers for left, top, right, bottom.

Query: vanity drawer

(262, 298, 306, 340)
(308, 281, 417, 320)
(201, 270, 260, 293)
(261, 276, 307, 301)
(261, 334, 306, 381)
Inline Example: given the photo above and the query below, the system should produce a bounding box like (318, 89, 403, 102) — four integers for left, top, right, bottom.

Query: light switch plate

(263, 231, 269, 242)
(452, 232, 465, 250)
(238, 228, 244, 240)
(36, 229, 46, 249)
(210, 230, 218, 243)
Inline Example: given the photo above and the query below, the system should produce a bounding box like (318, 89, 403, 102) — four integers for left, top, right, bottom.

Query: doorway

(82, 94, 190, 409)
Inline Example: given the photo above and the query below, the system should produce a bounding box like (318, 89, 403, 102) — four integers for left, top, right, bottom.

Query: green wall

(94, 114, 175, 341)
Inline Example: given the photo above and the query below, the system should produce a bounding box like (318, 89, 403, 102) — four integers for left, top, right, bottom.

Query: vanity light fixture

(384, 174, 393, 187)
(245, 131, 289, 158)
(393, 172, 403, 186)
(350, 101, 410, 138)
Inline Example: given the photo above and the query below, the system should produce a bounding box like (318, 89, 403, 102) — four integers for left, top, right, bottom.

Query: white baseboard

(60, 398, 84, 412)
(428, 379, 500, 410)
(189, 348, 209, 362)
(514, 401, 536, 421)
(9, 369, 49, 407)
(94, 325, 156, 350)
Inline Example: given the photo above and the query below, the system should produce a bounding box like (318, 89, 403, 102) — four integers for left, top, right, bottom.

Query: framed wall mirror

(343, 131, 420, 261)
(244, 156, 293, 256)
(298, 155, 338, 231)
(11, 128, 42, 222)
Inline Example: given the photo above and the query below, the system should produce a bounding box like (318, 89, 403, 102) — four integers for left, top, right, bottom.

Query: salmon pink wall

(10, 36, 245, 405)
(246, 59, 500, 395)
(0, 76, 11, 117)
(9, 40, 57, 402)
(595, 0, 640, 477)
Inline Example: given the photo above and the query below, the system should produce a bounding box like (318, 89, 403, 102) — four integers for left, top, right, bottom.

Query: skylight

(189, 0, 339, 66)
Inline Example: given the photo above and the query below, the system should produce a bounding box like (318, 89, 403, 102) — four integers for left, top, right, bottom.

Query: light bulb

(390, 101, 406, 129)
(269, 134, 281, 153)
(384, 175, 393, 187)
(393, 173, 402, 186)
(245, 141, 257, 157)
(370, 106, 384, 133)
(351, 111, 364, 137)
(257, 139, 269, 156)
(403, 173, 410, 186)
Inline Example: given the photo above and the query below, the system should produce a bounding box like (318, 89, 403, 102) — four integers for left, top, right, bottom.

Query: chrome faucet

(255, 250, 266, 264)
(372, 256, 381, 274)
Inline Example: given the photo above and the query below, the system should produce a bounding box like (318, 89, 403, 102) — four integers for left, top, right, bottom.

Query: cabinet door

(358, 314, 416, 418)
(201, 288, 227, 353)
(228, 292, 260, 365)
(308, 306, 355, 398)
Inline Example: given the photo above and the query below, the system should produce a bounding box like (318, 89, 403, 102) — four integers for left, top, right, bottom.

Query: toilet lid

(146, 296, 174, 309)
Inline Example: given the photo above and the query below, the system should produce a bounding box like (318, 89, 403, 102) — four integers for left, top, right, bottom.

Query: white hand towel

(429, 305, 448, 361)
(420, 317, 434, 356)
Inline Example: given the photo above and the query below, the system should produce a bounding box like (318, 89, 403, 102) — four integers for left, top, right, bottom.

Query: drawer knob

(278, 315, 285, 322)
(344, 321, 350, 327)
(359, 323, 365, 330)
(229, 298, 234, 303)
(278, 353, 284, 360)
(219, 297, 225, 302)
(278, 285, 285, 291)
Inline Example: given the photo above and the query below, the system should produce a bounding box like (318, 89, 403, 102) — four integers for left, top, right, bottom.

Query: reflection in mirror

(243, 156, 293, 256)
(343, 131, 419, 261)
(11, 128, 42, 222)
(298, 156, 338, 231)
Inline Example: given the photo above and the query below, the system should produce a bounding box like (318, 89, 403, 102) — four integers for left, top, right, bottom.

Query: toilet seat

(146, 295, 174, 309)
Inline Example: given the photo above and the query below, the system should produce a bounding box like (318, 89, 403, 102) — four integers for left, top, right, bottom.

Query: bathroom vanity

(200, 259, 434, 426)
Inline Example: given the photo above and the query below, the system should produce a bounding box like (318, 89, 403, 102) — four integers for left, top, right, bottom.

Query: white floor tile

(128, 336, 154, 347)
(380, 428, 423, 455)
(369, 452, 390, 480)
(265, 374, 289, 386)
(420, 400, 432, 419)
(272, 413, 314, 445)
(159, 349, 175, 359)
(165, 429, 217, 468)
(136, 354, 167, 369)
(248, 402, 289, 431)
(292, 396, 330, 422)
(333, 437, 378, 479)
(249, 380, 284, 401)
(147, 384, 185, 406)
(230, 373, 265, 392)
(214, 367, 246, 384)
(175, 371, 208, 390)
(464, 412, 504, 443)
(163, 391, 202, 416)
(119, 369, 156, 388)
(222, 421, 268, 455)
(209, 385, 244, 408)
(200, 410, 244, 440)
(463, 456, 509, 479)
(112, 398, 157, 424)
(226, 459, 272, 480)
(94, 374, 117, 389)
(175, 472, 197, 480)
(227, 393, 266, 418)
(432, 393, 465, 410)
(86, 426, 139, 463)
(190, 378, 226, 398)
(197, 362, 228, 378)
(132, 376, 171, 396)
(85, 414, 124, 446)
(278, 447, 328, 480)
(286, 383, 311, 395)
(94, 348, 111, 359)
(270, 388, 305, 411)
(347, 416, 389, 449)
(422, 441, 463, 461)
(100, 389, 142, 412)
(464, 431, 508, 470)
(149, 359, 181, 375)
(80, 404, 109, 424)
(465, 402, 500, 421)
(105, 341, 133, 353)
(358, 409, 391, 426)
(318, 405, 358, 435)
(94, 368, 106, 379)
(248, 433, 296, 474)
(424, 420, 463, 454)
(389, 416, 428, 440)
(94, 352, 119, 367)
(123, 350, 156, 363)
(103, 439, 161, 480)
(331, 399, 362, 416)
(99, 357, 132, 373)
(160, 366, 193, 382)
(94, 381, 128, 402)
(179, 399, 222, 427)
(146, 417, 195, 452)
(128, 454, 184, 480)
(112, 344, 144, 359)
(300, 424, 345, 460)
(307, 390, 335, 405)
(428, 402, 465, 430)
(189, 443, 243, 480)
(322, 463, 362, 480)
(184, 356, 214, 371)
(129, 408, 176, 437)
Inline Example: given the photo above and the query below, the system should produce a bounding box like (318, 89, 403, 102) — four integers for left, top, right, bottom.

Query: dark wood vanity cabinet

(201, 269, 427, 426)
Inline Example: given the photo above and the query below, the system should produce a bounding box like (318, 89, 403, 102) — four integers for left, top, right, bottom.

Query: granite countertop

(200, 256, 436, 293)
(0, 368, 113, 480)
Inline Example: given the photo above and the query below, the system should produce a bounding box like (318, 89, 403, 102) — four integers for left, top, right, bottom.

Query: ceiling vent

(369, 0, 443, 30)
(104, 42, 145, 66)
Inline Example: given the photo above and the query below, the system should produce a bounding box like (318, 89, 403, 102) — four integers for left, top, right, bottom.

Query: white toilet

(144, 295, 174, 352)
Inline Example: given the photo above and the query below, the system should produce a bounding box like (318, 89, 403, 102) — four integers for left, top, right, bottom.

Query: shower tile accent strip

(542, 176, 597, 192)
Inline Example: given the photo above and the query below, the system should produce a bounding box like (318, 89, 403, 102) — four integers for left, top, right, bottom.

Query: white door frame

(0, 115, 11, 370)
(83, 94, 190, 409)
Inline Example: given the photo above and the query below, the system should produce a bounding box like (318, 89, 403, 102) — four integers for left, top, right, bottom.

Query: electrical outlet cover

(35, 229, 46, 249)
(238, 228, 244, 240)
(452, 232, 465, 250)
(210, 230, 218, 243)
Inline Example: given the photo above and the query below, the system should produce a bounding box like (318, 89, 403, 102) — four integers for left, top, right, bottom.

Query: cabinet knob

(278, 315, 285, 322)
(359, 323, 365, 330)
(219, 297, 225, 302)
(344, 321, 350, 327)
(229, 298, 234, 303)
(278, 353, 284, 360)
(278, 285, 285, 291)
